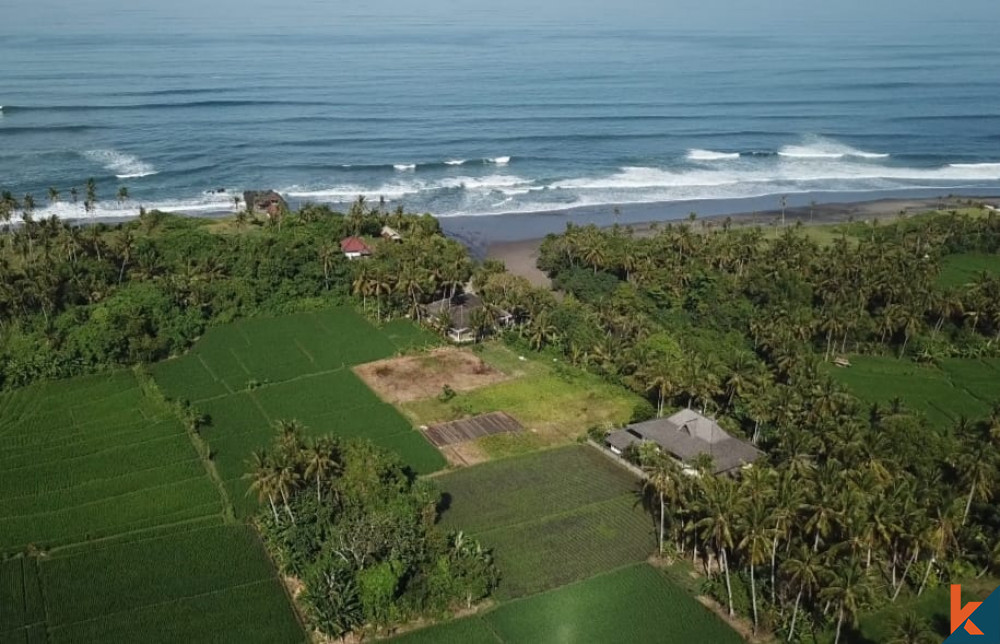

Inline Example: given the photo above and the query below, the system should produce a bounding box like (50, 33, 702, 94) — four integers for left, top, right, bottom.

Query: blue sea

(1, 11, 999, 224)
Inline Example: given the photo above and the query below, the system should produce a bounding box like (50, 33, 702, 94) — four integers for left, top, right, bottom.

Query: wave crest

(687, 149, 741, 161)
(83, 149, 158, 179)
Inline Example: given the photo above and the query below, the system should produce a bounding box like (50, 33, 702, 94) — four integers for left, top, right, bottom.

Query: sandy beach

(474, 193, 1000, 289)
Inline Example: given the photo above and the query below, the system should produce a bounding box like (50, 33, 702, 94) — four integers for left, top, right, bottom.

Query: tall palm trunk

(316, 474, 322, 503)
(770, 538, 778, 603)
(722, 547, 734, 617)
(787, 588, 803, 642)
(918, 555, 935, 596)
(893, 549, 918, 601)
(658, 492, 665, 554)
(267, 494, 280, 523)
(964, 474, 978, 525)
(750, 564, 759, 633)
(834, 606, 844, 644)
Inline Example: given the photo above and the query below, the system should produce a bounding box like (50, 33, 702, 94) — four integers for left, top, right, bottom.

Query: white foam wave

(949, 162, 1000, 170)
(393, 163, 416, 172)
(13, 191, 236, 223)
(487, 156, 511, 165)
(445, 159, 467, 166)
(688, 149, 740, 161)
(777, 136, 888, 160)
(83, 149, 158, 179)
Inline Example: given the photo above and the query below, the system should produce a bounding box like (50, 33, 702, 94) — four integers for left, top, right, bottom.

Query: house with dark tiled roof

(605, 409, 761, 475)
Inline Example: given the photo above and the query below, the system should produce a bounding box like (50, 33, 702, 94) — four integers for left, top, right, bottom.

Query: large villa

(606, 409, 762, 475)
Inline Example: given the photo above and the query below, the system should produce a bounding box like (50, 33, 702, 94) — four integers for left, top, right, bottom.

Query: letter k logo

(953, 585, 984, 636)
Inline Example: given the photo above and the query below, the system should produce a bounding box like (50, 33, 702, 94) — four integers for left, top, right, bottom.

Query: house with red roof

(340, 236, 372, 259)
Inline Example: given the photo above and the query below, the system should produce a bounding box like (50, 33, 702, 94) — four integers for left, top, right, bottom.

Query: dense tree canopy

(249, 422, 498, 638)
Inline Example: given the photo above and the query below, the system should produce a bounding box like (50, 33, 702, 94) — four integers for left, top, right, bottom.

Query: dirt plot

(354, 348, 509, 403)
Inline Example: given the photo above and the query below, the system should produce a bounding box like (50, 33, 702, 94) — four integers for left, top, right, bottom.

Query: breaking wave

(777, 136, 889, 159)
(687, 149, 741, 161)
(83, 149, 158, 178)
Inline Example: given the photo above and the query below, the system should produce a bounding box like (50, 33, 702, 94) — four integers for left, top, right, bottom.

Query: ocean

(1, 15, 999, 225)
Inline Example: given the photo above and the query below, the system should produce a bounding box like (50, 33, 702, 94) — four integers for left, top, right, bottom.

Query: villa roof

(340, 236, 372, 254)
(607, 409, 762, 474)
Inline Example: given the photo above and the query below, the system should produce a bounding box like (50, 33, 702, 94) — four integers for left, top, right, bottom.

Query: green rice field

(0, 371, 305, 643)
(437, 445, 656, 598)
(151, 308, 446, 516)
(938, 251, 1000, 289)
(2, 524, 305, 644)
(0, 372, 223, 553)
(389, 564, 742, 644)
(828, 355, 998, 427)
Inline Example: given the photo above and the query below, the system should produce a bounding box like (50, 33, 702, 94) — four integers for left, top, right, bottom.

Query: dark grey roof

(606, 409, 762, 474)
(424, 294, 487, 331)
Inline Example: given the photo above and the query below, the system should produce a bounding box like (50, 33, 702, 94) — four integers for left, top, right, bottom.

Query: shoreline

(474, 193, 1000, 289)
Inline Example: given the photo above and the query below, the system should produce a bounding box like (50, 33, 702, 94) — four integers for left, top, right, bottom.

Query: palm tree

(22, 194, 35, 218)
(245, 450, 281, 523)
(116, 186, 129, 204)
(303, 438, 339, 503)
(820, 559, 873, 644)
(85, 178, 97, 205)
(47, 187, 59, 204)
(738, 497, 773, 633)
(70, 187, 79, 203)
(780, 545, 823, 642)
(887, 611, 935, 644)
(695, 475, 740, 617)
(318, 243, 336, 291)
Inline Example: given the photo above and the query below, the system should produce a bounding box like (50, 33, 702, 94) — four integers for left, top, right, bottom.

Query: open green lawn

(0, 372, 223, 553)
(827, 355, 996, 427)
(436, 445, 656, 598)
(402, 345, 643, 452)
(152, 308, 446, 516)
(389, 564, 742, 644)
(938, 251, 1000, 289)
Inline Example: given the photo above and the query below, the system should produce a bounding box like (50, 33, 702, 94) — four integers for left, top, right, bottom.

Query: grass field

(401, 344, 643, 453)
(827, 356, 997, 427)
(436, 445, 655, 598)
(152, 308, 446, 516)
(0, 372, 223, 553)
(389, 564, 742, 644)
(938, 251, 1000, 289)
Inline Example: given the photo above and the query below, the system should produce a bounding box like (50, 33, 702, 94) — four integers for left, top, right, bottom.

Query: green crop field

(827, 356, 996, 427)
(437, 445, 656, 598)
(0, 372, 223, 553)
(0, 371, 305, 644)
(938, 252, 1000, 289)
(152, 308, 446, 517)
(22, 524, 305, 644)
(389, 564, 742, 644)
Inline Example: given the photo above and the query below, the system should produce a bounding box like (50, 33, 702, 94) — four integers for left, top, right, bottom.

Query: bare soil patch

(440, 441, 490, 468)
(354, 348, 510, 403)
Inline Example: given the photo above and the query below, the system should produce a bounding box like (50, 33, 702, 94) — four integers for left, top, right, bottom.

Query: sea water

(1, 8, 999, 222)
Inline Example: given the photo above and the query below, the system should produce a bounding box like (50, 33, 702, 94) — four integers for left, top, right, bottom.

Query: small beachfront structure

(340, 236, 372, 259)
(380, 225, 403, 242)
(242, 190, 287, 217)
(423, 293, 513, 343)
(605, 409, 761, 475)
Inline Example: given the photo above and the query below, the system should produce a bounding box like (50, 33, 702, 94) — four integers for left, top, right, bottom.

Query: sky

(1, 0, 997, 34)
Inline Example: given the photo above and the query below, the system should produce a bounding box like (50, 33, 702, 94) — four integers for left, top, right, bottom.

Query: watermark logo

(948, 584, 1000, 643)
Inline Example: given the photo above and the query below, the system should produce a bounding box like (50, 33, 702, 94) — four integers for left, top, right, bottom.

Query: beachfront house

(605, 409, 761, 476)
(423, 293, 513, 343)
(340, 236, 373, 259)
(380, 225, 403, 242)
(243, 190, 288, 218)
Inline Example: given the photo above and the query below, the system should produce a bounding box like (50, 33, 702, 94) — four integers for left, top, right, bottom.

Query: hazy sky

(2, 0, 997, 34)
